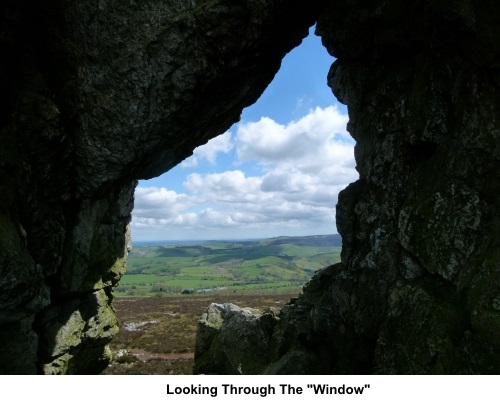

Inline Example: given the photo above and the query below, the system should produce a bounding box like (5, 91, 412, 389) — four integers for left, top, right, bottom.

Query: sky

(131, 26, 358, 241)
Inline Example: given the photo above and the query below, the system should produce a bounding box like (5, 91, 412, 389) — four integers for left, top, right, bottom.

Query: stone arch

(132, 24, 348, 243)
(1, 0, 499, 374)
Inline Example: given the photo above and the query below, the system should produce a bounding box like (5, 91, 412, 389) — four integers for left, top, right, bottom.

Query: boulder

(194, 303, 279, 374)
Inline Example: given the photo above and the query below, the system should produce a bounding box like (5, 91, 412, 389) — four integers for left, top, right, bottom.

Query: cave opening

(131, 25, 356, 243)
(103, 26, 358, 374)
(125, 25, 358, 296)
(2, 0, 496, 378)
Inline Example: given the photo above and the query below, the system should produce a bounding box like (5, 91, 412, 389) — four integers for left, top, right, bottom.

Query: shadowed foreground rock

(194, 303, 279, 374)
(1, 0, 499, 374)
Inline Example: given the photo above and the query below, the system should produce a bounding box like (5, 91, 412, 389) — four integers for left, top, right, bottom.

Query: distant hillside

(264, 234, 342, 247)
(119, 234, 343, 296)
(133, 234, 342, 248)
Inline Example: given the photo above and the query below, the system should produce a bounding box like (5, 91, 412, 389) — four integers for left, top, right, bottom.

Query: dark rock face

(309, 0, 500, 374)
(195, 0, 500, 374)
(0, 0, 321, 374)
(1, 0, 499, 374)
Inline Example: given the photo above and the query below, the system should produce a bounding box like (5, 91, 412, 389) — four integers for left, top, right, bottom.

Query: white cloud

(236, 105, 350, 165)
(179, 156, 199, 168)
(133, 187, 191, 220)
(184, 171, 263, 202)
(180, 131, 233, 167)
(131, 105, 358, 240)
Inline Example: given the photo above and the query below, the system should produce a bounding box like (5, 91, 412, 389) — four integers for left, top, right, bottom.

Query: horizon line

(132, 233, 341, 243)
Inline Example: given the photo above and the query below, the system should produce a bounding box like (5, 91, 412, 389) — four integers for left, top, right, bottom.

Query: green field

(115, 234, 342, 296)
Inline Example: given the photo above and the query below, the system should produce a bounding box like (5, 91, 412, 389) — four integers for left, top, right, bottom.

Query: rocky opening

(1, 0, 499, 374)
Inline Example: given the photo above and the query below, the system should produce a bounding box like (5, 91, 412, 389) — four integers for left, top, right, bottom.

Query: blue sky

(131, 26, 357, 241)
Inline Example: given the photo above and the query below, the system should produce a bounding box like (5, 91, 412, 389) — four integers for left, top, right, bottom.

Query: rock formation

(1, 0, 499, 374)
(195, 0, 500, 374)
(195, 303, 280, 374)
(0, 0, 321, 374)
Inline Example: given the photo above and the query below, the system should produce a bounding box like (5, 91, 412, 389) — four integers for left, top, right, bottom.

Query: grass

(116, 236, 341, 297)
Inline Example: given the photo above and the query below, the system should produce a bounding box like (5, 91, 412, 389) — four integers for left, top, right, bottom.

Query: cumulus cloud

(180, 131, 233, 167)
(184, 171, 263, 202)
(131, 105, 358, 239)
(133, 187, 191, 220)
(236, 105, 350, 164)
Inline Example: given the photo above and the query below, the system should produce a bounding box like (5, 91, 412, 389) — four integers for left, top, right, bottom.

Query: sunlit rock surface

(194, 303, 279, 374)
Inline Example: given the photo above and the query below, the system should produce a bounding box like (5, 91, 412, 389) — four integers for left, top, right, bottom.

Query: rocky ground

(101, 293, 296, 375)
